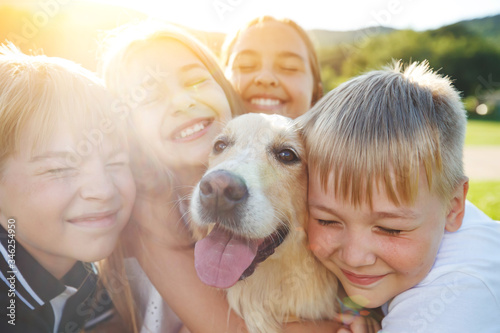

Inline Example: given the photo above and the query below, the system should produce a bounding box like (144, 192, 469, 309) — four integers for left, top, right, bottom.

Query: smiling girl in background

(221, 16, 323, 118)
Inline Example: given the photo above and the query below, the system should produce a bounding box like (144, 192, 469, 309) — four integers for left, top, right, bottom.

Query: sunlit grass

(465, 120, 500, 146)
(465, 121, 499, 220)
(467, 180, 500, 220)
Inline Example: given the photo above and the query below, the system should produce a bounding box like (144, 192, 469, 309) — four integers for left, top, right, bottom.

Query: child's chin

(79, 238, 120, 262)
(360, 295, 389, 309)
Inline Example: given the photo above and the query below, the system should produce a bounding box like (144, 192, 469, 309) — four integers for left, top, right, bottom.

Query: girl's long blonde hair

(97, 20, 246, 332)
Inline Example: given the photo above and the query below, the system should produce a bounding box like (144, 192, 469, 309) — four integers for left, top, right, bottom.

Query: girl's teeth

(251, 98, 281, 106)
(179, 122, 206, 139)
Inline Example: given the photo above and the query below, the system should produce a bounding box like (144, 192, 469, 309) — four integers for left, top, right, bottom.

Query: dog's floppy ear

(293, 115, 307, 136)
(290, 118, 308, 165)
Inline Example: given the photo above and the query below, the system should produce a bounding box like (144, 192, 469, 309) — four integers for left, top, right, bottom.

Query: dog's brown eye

(213, 140, 227, 153)
(277, 149, 298, 163)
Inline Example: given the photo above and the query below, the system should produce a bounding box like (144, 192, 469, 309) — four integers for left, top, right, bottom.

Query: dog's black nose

(199, 170, 248, 212)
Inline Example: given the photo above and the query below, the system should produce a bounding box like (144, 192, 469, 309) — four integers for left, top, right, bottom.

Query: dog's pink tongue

(194, 225, 258, 289)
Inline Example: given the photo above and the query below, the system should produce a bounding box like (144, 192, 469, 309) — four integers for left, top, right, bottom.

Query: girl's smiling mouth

(67, 209, 119, 228)
(246, 94, 286, 111)
(171, 118, 214, 142)
(250, 98, 282, 107)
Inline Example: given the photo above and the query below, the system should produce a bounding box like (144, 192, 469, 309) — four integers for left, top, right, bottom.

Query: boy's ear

(445, 178, 469, 232)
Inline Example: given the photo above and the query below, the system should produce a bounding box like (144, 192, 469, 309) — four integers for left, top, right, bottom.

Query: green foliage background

(468, 181, 500, 220)
(316, 15, 500, 106)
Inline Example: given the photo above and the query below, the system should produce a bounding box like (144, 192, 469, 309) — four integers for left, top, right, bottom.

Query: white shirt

(381, 201, 500, 333)
(125, 258, 183, 333)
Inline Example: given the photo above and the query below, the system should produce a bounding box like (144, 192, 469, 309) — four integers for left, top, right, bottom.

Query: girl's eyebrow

(232, 50, 258, 58)
(30, 151, 69, 162)
(30, 147, 126, 162)
(234, 50, 304, 62)
(277, 51, 305, 62)
(180, 63, 208, 73)
(237, 49, 257, 54)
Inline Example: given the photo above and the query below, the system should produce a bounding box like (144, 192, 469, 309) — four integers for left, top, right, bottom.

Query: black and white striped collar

(0, 224, 96, 311)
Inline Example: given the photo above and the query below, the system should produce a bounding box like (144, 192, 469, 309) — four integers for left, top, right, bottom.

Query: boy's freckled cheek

(308, 227, 337, 258)
(391, 242, 431, 276)
(309, 242, 327, 258)
(313, 245, 332, 259)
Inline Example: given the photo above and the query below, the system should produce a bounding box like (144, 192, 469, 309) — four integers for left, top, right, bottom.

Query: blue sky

(84, 0, 500, 32)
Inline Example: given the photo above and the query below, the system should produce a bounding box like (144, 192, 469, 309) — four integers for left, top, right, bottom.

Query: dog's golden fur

(190, 113, 338, 333)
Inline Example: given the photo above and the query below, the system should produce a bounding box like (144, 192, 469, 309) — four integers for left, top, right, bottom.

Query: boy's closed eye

(317, 219, 341, 226)
(316, 219, 406, 237)
(374, 226, 403, 236)
(373, 214, 420, 237)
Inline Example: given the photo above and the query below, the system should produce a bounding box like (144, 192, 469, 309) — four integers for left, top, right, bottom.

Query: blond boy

(299, 62, 500, 332)
(0, 44, 136, 332)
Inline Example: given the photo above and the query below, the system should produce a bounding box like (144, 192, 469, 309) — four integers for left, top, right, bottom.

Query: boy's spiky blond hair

(298, 61, 466, 207)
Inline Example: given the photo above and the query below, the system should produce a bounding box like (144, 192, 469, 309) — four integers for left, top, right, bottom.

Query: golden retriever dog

(190, 113, 338, 333)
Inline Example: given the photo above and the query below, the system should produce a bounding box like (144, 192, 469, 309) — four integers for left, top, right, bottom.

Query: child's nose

(254, 68, 279, 87)
(80, 165, 116, 201)
(170, 91, 196, 116)
(339, 232, 377, 268)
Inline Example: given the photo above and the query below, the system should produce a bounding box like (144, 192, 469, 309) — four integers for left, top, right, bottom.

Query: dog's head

(190, 113, 307, 289)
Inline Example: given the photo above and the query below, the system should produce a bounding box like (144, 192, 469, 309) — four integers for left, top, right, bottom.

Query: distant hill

(308, 26, 396, 47)
(456, 13, 500, 46)
(307, 14, 500, 50)
(315, 12, 500, 97)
